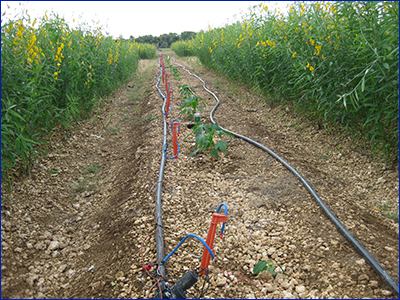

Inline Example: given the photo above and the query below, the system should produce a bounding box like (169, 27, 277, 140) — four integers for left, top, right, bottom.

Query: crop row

(1, 11, 156, 185)
(172, 1, 399, 162)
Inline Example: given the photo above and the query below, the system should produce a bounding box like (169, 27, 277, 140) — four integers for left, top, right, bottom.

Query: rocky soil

(1, 53, 398, 299)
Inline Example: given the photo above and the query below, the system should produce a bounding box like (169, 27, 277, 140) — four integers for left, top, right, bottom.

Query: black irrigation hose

(155, 63, 168, 293)
(173, 60, 399, 297)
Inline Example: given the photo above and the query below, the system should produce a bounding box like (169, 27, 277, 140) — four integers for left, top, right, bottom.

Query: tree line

(129, 31, 197, 48)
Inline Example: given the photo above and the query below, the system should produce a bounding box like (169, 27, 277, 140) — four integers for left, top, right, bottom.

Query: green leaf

(383, 63, 389, 70)
(215, 141, 228, 153)
(253, 260, 269, 274)
(268, 266, 276, 276)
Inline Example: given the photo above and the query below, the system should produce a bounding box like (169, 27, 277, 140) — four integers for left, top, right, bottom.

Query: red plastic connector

(172, 122, 179, 159)
(200, 213, 228, 275)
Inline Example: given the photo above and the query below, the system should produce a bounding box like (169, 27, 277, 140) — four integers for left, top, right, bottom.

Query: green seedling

(179, 84, 195, 97)
(253, 260, 284, 277)
(186, 123, 233, 167)
(178, 84, 207, 120)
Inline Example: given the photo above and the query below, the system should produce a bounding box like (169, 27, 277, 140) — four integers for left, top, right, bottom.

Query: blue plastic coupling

(163, 142, 180, 159)
(216, 203, 228, 238)
(171, 119, 181, 134)
(168, 87, 174, 100)
(163, 234, 214, 263)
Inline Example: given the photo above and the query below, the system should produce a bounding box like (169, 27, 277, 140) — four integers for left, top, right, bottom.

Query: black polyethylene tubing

(155, 64, 167, 283)
(173, 60, 399, 297)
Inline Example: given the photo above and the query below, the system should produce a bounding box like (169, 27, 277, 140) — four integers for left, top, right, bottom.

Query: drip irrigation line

(173, 59, 399, 297)
(155, 63, 168, 291)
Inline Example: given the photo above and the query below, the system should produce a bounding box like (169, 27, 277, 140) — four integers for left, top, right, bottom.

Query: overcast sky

(1, 1, 291, 38)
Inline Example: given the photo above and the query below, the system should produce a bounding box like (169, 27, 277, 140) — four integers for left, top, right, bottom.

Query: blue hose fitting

(163, 234, 214, 263)
(216, 203, 228, 238)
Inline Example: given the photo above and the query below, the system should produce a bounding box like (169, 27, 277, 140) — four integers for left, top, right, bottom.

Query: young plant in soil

(165, 56, 181, 81)
(178, 84, 207, 120)
(186, 123, 232, 167)
(170, 65, 181, 81)
(253, 260, 284, 277)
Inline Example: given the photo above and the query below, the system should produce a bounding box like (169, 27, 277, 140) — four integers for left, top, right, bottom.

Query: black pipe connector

(154, 271, 198, 299)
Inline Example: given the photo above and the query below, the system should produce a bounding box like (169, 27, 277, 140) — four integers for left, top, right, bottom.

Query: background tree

(181, 31, 196, 41)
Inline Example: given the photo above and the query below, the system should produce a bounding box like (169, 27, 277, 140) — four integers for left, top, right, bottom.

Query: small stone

(377, 177, 386, 184)
(14, 247, 23, 253)
(83, 243, 91, 250)
(369, 280, 379, 288)
(332, 262, 340, 269)
(281, 280, 292, 290)
(282, 290, 295, 299)
(34, 241, 46, 250)
(381, 290, 392, 296)
(384, 246, 394, 252)
(258, 270, 274, 281)
(296, 285, 306, 294)
(26, 274, 38, 286)
(358, 274, 369, 281)
(216, 276, 227, 287)
(355, 259, 366, 266)
(267, 247, 276, 256)
(264, 283, 276, 293)
(58, 264, 67, 273)
(36, 277, 45, 287)
(43, 231, 52, 239)
(48, 241, 60, 251)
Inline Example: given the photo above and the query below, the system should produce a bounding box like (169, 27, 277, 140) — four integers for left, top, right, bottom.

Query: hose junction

(144, 53, 398, 298)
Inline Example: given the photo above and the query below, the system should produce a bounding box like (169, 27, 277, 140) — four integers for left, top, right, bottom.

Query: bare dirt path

(1, 54, 398, 299)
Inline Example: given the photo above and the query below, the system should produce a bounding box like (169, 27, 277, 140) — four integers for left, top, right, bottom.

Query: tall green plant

(189, 1, 399, 162)
(1, 10, 151, 185)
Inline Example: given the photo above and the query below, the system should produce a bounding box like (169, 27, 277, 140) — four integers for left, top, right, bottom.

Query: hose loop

(163, 142, 180, 159)
(216, 203, 228, 236)
(170, 119, 180, 134)
(163, 234, 215, 263)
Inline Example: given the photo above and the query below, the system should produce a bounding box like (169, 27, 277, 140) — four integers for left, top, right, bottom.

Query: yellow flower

(54, 72, 58, 76)
(306, 62, 310, 68)
(322, 54, 326, 59)
(292, 51, 297, 58)
(309, 66, 314, 71)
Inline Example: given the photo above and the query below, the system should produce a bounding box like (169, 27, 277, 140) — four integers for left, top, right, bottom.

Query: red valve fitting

(200, 213, 228, 275)
(166, 88, 173, 118)
(172, 122, 180, 159)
